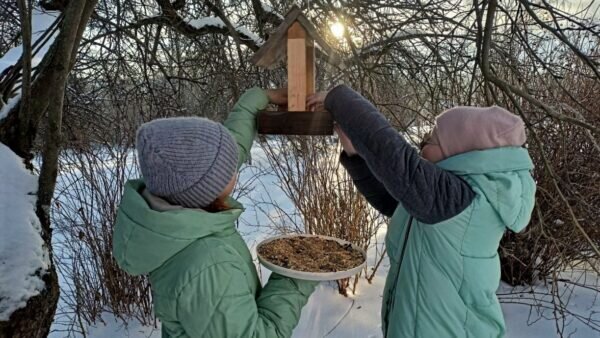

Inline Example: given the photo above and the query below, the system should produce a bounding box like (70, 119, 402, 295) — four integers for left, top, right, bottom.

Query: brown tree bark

(0, 1, 98, 337)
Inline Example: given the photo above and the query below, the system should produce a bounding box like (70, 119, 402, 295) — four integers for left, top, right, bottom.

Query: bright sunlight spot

(330, 21, 345, 39)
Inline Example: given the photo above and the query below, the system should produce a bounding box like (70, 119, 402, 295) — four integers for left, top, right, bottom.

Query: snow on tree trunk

(0, 144, 50, 321)
(0, 1, 98, 336)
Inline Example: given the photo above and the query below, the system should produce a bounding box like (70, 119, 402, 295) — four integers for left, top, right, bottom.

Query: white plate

(256, 234, 367, 281)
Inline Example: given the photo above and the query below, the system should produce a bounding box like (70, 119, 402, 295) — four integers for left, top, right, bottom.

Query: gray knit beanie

(136, 117, 239, 208)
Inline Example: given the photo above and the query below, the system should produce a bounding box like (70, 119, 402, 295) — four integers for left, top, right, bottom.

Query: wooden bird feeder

(251, 6, 338, 135)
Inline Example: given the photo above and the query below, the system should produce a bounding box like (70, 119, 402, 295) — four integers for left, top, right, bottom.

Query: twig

(324, 299, 355, 337)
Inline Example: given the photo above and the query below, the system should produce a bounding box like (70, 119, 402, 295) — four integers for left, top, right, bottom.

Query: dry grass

(260, 136, 387, 295)
(51, 137, 154, 334)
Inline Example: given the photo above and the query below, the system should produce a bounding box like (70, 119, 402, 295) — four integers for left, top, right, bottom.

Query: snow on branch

(261, 2, 284, 20)
(0, 95, 21, 121)
(186, 16, 263, 45)
(187, 16, 226, 29)
(0, 7, 60, 119)
(0, 8, 60, 75)
(147, 0, 263, 50)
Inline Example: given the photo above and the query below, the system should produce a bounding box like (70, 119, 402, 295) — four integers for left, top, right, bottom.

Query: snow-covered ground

(47, 145, 600, 337)
(0, 144, 50, 321)
(49, 272, 600, 338)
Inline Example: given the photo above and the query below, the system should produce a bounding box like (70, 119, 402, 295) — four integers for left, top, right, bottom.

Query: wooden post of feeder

(251, 5, 336, 135)
(287, 22, 308, 111)
(287, 22, 316, 111)
(306, 39, 316, 98)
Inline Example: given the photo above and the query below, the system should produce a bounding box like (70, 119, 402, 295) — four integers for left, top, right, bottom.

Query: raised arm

(340, 151, 398, 217)
(223, 88, 269, 169)
(223, 87, 287, 169)
(324, 85, 475, 224)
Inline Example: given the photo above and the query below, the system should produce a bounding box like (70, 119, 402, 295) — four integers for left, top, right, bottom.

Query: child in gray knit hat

(113, 87, 318, 338)
(135, 116, 240, 211)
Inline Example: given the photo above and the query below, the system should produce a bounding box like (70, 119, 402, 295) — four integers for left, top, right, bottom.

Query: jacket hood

(437, 147, 536, 232)
(112, 179, 243, 275)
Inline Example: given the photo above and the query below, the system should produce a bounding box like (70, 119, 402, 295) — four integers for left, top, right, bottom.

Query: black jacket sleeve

(326, 85, 475, 224)
(340, 151, 399, 217)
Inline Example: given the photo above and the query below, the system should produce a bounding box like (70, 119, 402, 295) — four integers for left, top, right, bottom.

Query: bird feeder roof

(251, 5, 338, 69)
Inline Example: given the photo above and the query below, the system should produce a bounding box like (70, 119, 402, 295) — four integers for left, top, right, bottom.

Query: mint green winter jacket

(382, 148, 535, 337)
(113, 88, 316, 338)
(326, 85, 536, 338)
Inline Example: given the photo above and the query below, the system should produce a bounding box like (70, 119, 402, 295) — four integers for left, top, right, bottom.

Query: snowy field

(43, 145, 600, 338)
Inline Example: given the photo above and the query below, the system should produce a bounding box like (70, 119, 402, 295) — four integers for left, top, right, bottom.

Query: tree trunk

(0, 1, 98, 337)
(0, 270, 59, 338)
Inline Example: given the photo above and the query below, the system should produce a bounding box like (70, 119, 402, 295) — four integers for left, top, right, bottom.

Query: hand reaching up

(306, 91, 328, 112)
(266, 88, 288, 106)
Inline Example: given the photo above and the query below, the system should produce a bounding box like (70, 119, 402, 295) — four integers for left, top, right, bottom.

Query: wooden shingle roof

(250, 5, 338, 69)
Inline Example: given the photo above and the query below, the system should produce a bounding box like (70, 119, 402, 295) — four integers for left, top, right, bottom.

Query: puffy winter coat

(113, 88, 316, 338)
(327, 85, 536, 338)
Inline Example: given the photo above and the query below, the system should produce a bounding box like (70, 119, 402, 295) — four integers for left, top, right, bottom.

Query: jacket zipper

(384, 216, 414, 337)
